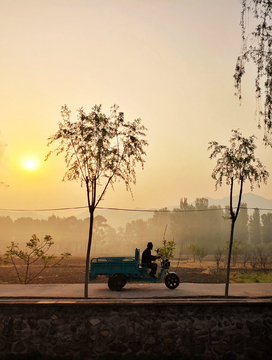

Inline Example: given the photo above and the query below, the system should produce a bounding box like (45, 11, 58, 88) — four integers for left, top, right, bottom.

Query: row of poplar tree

(122, 198, 272, 254)
(0, 197, 272, 256)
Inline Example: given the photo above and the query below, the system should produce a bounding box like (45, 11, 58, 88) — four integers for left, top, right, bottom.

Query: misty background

(1, 193, 272, 257)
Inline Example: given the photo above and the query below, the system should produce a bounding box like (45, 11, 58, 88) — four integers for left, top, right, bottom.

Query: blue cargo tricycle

(89, 248, 180, 291)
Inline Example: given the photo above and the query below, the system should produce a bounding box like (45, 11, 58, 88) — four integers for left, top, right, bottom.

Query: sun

(25, 160, 36, 169)
(21, 157, 39, 171)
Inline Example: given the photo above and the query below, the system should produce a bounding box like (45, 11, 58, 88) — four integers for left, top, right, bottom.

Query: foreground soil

(0, 257, 228, 284)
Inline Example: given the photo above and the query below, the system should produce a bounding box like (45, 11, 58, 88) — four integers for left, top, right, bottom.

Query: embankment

(0, 300, 272, 359)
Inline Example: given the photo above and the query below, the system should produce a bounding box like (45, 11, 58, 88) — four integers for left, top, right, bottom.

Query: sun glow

(21, 157, 39, 171)
(25, 160, 36, 169)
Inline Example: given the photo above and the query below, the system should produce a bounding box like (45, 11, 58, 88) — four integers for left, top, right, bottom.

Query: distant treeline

(122, 197, 272, 254)
(0, 197, 272, 256)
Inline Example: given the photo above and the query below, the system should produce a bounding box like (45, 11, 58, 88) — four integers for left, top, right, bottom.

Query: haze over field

(1, 193, 272, 258)
(1, 0, 272, 219)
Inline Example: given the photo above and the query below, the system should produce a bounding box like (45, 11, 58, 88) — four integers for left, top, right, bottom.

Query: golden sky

(1, 0, 272, 216)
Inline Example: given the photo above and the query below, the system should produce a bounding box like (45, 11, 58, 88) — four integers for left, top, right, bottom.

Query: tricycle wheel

(165, 273, 180, 289)
(108, 274, 127, 291)
(108, 276, 116, 291)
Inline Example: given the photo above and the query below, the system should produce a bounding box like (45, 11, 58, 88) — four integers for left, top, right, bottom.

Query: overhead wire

(0, 206, 272, 213)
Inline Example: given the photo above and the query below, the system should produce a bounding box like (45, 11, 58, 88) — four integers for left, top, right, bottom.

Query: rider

(142, 242, 160, 278)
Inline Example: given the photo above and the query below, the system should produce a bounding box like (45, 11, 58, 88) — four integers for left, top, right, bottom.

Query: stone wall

(0, 300, 272, 359)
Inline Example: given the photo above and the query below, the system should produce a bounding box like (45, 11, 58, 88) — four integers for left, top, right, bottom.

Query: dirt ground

(0, 256, 228, 284)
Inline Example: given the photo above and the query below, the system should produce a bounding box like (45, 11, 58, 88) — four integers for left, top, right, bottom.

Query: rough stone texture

(0, 301, 271, 359)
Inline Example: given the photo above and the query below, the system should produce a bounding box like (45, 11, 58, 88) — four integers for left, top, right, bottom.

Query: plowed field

(0, 257, 227, 284)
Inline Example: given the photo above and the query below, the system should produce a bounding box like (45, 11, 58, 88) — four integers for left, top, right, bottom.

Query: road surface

(0, 282, 271, 301)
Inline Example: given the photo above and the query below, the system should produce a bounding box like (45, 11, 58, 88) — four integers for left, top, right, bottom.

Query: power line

(0, 205, 272, 213)
(0, 206, 154, 212)
(0, 206, 87, 212)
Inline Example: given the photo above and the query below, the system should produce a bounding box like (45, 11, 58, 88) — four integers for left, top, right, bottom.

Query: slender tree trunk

(84, 176, 96, 299)
(225, 178, 243, 298)
(25, 255, 30, 284)
(84, 208, 94, 298)
(225, 218, 235, 298)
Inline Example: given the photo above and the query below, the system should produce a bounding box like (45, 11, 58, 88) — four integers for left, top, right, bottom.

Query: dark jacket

(142, 248, 157, 264)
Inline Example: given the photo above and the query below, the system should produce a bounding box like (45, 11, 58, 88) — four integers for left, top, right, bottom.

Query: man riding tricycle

(89, 242, 180, 291)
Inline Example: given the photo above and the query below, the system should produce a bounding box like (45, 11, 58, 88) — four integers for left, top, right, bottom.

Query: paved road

(0, 283, 271, 300)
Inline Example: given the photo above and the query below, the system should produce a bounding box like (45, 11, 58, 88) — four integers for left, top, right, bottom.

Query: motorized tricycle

(89, 248, 180, 291)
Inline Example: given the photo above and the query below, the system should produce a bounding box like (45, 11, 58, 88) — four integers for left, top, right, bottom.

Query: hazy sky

(1, 0, 272, 216)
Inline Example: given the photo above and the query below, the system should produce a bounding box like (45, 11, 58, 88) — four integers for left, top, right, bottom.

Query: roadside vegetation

(230, 270, 272, 284)
(1, 245, 272, 285)
(1, 234, 71, 284)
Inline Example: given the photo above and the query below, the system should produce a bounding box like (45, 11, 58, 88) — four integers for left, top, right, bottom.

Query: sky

(1, 0, 272, 218)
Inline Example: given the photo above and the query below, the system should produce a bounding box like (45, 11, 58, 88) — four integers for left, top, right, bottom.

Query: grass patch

(230, 270, 272, 283)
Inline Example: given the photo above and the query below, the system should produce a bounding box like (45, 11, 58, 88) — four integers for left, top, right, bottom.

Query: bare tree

(4, 234, 71, 284)
(46, 104, 148, 298)
(214, 248, 223, 272)
(241, 245, 251, 269)
(256, 246, 270, 269)
(187, 243, 199, 263)
(249, 249, 258, 269)
(196, 247, 207, 266)
(208, 130, 269, 297)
